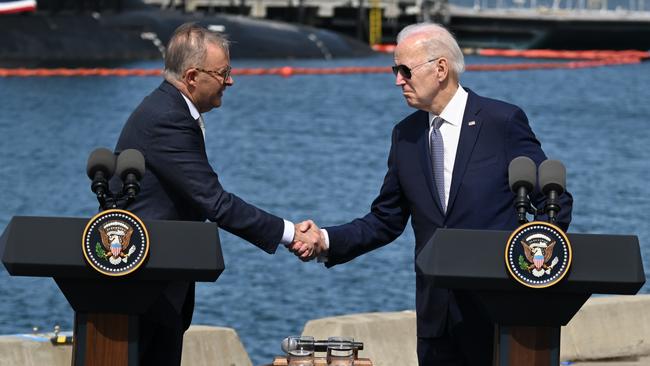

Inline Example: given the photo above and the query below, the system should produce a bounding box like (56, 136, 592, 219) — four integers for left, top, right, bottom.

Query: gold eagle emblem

(520, 239, 558, 277)
(98, 220, 136, 265)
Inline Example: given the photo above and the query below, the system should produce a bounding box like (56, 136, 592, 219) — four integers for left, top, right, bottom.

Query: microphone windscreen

(280, 337, 295, 353)
(116, 149, 145, 180)
(539, 159, 566, 195)
(86, 148, 116, 179)
(508, 156, 536, 192)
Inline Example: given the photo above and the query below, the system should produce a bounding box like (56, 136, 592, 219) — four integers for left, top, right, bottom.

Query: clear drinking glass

(287, 335, 315, 366)
(326, 336, 355, 366)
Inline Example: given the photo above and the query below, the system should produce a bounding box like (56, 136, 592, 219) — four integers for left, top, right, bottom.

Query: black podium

(1, 215, 224, 366)
(415, 228, 645, 366)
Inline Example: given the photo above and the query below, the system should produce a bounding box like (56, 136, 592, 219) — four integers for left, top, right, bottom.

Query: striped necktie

(430, 116, 446, 212)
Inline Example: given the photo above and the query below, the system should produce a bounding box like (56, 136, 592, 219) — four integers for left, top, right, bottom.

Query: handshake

(288, 220, 327, 261)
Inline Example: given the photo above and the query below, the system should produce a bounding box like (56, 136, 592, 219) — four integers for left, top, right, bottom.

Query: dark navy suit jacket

(325, 88, 573, 338)
(114, 80, 284, 329)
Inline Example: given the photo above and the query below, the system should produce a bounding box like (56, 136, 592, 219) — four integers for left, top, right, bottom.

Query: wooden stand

(72, 313, 139, 366)
(494, 326, 559, 366)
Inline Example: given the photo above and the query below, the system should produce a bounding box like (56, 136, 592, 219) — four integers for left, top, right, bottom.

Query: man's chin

(403, 96, 417, 108)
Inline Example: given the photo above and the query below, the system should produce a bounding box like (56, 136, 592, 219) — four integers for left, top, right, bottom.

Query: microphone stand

(515, 186, 530, 224)
(544, 190, 561, 225)
(514, 187, 537, 225)
(95, 187, 138, 212)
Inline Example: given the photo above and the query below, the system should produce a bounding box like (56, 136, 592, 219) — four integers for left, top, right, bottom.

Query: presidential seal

(505, 221, 572, 289)
(82, 209, 149, 276)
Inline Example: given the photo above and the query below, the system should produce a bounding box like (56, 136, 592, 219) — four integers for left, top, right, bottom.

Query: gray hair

(163, 23, 230, 81)
(396, 23, 465, 75)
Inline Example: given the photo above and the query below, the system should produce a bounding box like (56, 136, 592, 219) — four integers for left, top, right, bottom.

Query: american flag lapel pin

(468, 121, 476, 126)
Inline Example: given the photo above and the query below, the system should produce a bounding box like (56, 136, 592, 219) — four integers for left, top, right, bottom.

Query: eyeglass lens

(391, 65, 412, 79)
(197, 66, 231, 80)
(221, 66, 231, 80)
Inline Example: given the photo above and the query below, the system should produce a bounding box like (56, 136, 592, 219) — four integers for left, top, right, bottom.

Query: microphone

(539, 159, 566, 225)
(508, 156, 537, 224)
(86, 148, 116, 209)
(281, 337, 364, 353)
(116, 149, 145, 203)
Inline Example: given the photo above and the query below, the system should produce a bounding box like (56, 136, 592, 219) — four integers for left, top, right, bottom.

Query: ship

(3, 0, 650, 67)
(447, 4, 650, 50)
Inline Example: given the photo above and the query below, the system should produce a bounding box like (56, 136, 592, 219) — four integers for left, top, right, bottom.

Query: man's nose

(395, 72, 406, 86)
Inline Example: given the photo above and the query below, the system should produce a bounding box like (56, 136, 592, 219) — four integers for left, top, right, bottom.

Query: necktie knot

(432, 116, 444, 130)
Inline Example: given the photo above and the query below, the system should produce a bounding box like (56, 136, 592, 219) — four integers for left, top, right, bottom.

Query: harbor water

(0, 54, 648, 364)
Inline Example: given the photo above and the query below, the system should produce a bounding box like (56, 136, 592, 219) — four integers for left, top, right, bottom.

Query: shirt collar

(429, 84, 468, 128)
(180, 92, 201, 121)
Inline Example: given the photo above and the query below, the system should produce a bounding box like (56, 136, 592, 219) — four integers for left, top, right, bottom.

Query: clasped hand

(287, 220, 325, 262)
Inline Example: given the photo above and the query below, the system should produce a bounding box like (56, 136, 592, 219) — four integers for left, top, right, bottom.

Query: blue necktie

(431, 116, 446, 212)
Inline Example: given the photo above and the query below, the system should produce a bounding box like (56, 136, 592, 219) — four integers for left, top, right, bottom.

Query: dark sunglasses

(196, 65, 232, 81)
(392, 58, 439, 79)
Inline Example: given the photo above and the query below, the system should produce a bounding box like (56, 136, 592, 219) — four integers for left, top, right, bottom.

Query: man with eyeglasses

(113, 23, 322, 365)
(291, 23, 572, 365)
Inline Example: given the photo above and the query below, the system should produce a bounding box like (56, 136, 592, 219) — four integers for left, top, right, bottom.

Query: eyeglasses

(196, 65, 232, 81)
(392, 58, 439, 79)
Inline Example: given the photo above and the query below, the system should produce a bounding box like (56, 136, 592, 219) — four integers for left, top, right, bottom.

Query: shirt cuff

(320, 229, 330, 250)
(317, 228, 330, 263)
(281, 220, 295, 246)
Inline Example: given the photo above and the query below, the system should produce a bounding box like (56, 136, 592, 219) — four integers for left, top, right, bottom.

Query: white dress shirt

(180, 93, 205, 139)
(428, 85, 468, 209)
(180, 91, 295, 245)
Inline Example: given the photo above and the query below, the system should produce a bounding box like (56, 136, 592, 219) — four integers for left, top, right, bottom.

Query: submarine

(0, 0, 374, 67)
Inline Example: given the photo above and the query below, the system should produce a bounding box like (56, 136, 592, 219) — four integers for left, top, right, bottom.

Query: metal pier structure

(144, 0, 650, 49)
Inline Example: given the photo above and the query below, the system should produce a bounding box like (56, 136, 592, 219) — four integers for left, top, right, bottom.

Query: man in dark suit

(293, 23, 572, 365)
(114, 23, 320, 365)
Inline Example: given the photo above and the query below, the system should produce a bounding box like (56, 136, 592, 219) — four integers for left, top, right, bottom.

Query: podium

(415, 228, 645, 366)
(0, 215, 224, 366)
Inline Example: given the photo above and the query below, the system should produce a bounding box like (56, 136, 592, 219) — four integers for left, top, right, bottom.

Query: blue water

(1, 54, 649, 365)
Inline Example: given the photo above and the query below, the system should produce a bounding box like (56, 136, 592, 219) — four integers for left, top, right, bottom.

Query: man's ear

(183, 68, 199, 87)
(436, 58, 449, 82)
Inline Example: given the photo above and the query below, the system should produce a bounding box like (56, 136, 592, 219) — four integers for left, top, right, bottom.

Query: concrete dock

(0, 295, 648, 365)
(303, 295, 650, 366)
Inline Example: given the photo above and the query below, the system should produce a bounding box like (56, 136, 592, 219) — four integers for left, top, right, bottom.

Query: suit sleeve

(147, 110, 284, 253)
(325, 127, 411, 267)
(505, 107, 573, 231)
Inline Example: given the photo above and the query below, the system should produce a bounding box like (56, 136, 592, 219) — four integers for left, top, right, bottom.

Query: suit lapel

(159, 81, 207, 152)
(447, 89, 483, 214)
(416, 111, 445, 214)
